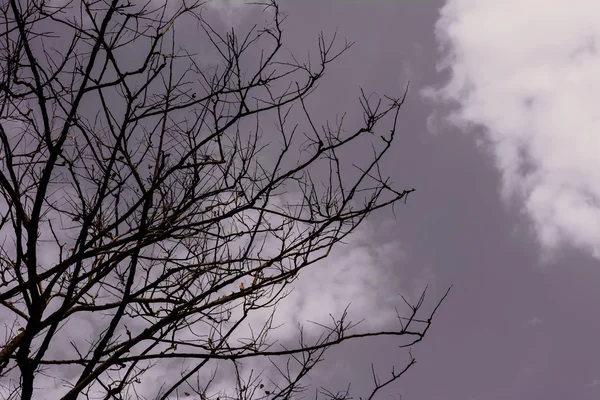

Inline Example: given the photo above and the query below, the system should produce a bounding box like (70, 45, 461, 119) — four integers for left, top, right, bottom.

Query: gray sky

(3, 1, 600, 399)
(251, 1, 600, 399)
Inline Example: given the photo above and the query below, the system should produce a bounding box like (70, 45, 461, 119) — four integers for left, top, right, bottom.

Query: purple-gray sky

(256, 1, 600, 399)
(3, 1, 600, 399)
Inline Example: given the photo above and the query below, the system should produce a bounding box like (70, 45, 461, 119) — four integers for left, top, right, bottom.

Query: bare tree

(0, 1, 450, 399)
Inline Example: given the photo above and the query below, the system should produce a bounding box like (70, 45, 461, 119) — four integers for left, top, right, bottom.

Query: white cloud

(277, 221, 408, 335)
(204, 0, 260, 27)
(424, 0, 600, 260)
(146, 0, 261, 29)
(113, 217, 409, 399)
(526, 316, 542, 327)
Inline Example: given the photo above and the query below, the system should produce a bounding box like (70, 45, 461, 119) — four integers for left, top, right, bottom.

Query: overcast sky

(4, 1, 600, 399)
(243, 1, 600, 399)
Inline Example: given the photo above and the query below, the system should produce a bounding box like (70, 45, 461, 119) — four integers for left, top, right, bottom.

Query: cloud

(275, 220, 408, 336)
(204, 0, 261, 27)
(526, 316, 542, 327)
(424, 1, 600, 260)
(112, 217, 410, 399)
(218, 200, 410, 345)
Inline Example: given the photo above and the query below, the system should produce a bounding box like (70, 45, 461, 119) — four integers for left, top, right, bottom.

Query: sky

(248, 1, 600, 399)
(3, 1, 600, 399)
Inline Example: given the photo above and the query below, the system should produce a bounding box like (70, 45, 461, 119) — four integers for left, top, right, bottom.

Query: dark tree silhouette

(0, 1, 450, 399)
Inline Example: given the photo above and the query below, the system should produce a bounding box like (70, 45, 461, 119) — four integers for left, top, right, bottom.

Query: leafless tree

(0, 1, 450, 399)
